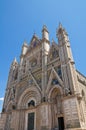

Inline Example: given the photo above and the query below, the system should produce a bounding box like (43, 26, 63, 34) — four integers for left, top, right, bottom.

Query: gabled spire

(58, 23, 68, 35)
(57, 22, 63, 35)
(57, 23, 68, 39)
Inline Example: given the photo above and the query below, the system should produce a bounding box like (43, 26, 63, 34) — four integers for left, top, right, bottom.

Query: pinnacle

(22, 41, 28, 49)
(23, 41, 28, 46)
(12, 57, 18, 64)
(42, 25, 48, 33)
(14, 57, 17, 63)
(59, 22, 63, 29)
(43, 25, 47, 29)
(33, 32, 38, 38)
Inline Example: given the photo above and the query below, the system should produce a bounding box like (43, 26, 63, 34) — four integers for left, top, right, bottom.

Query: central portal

(58, 117, 64, 130)
(28, 112, 34, 130)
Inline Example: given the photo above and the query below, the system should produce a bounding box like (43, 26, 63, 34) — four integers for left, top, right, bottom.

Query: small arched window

(28, 100, 35, 107)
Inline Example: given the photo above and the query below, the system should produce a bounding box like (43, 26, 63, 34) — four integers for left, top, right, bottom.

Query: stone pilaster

(37, 102, 52, 130)
(42, 25, 50, 98)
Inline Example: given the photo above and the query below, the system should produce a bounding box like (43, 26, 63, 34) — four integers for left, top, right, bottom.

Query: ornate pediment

(30, 34, 41, 48)
(46, 67, 63, 94)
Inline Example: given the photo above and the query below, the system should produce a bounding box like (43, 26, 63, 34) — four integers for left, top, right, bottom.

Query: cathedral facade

(0, 24, 86, 130)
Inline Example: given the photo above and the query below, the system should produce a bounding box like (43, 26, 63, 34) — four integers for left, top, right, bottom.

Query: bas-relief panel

(40, 105, 49, 127)
(63, 97, 80, 128)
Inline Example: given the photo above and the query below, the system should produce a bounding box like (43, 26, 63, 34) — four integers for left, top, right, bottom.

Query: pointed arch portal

(48, 87, 64, 130)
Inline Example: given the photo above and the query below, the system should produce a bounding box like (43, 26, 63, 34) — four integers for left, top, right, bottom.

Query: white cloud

(0, 98, 4, 101)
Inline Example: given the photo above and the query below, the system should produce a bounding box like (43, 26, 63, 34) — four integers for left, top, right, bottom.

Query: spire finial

(13, 57, 17, 63)
(14, 57, 17, 62)
(33, 31, 37, 37)
(52, 38, 54, 43)
(59, 22, 63, 29)
(33, 30, 36, 36)
(23, 40, 28, 47)
(42, 25, 49, 33)
(56, 22, 63, 37)
(43, 25, 47, 29)
(42, 24, 49, 40)
(11, 57, 18, 66)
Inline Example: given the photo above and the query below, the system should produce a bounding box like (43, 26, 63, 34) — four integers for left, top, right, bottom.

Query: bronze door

(58, 117, 64, 130)
(28, 113, 34, 130)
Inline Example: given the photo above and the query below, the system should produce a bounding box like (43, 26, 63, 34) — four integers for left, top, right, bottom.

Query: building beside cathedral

(0, 24, 86, 130)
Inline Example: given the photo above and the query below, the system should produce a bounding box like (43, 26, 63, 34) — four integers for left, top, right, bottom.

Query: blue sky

(0, 0, 86, 112)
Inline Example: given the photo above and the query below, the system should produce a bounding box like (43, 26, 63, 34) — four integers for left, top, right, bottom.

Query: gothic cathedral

(0, 24, 86, 130)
